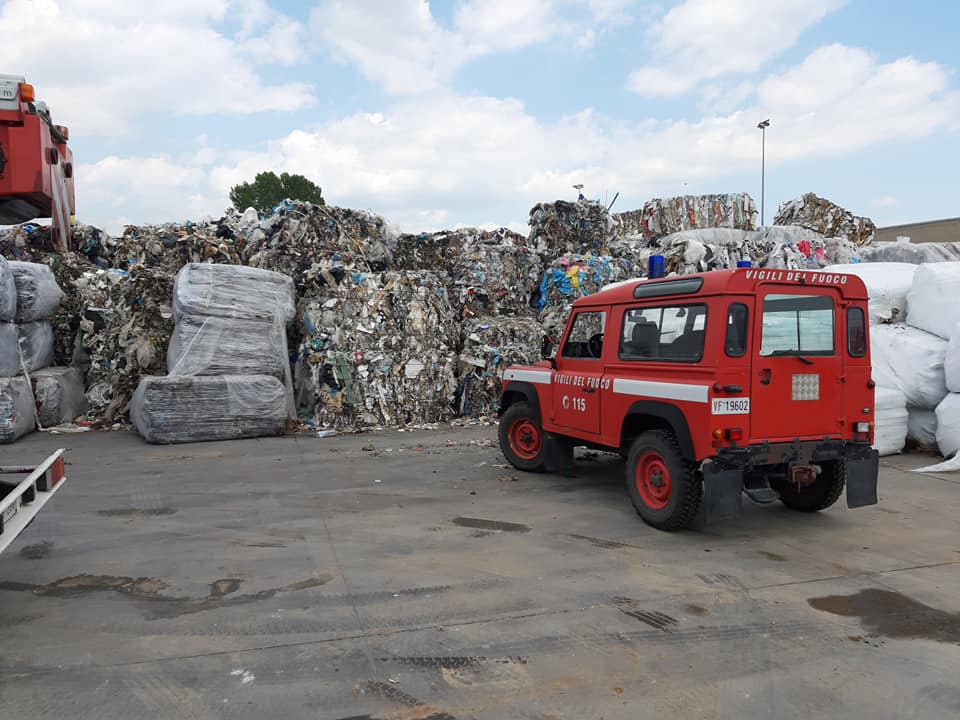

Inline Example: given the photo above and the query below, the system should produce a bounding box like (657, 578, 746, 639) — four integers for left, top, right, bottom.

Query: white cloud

(628, 0, 846, 97)
(76, 43, 958, 235)
(873, 196, 898, 209)
(0, 0, 312, 137)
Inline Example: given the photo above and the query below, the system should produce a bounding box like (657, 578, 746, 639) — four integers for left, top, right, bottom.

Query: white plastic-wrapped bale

(167, 314, 290, 380)
(173, 263, 296, 324)
(906, 262, 960, 339)
(870, 324, 948, 409)
(131, 374, 288, 444)
(0, 376, 36, 443)
(859, 239, 960, 264)
(31, 367, 88, 426)
(873, 387, 907, 456)
(934, 393, 960, 458)
(823, 263, 918, 324)
(0, 321, 55, 376)
(907, 407, 938, 449)
(0, 256, 16, 322)
(945, 329, 960, 393)
(8, 261, 64, 322)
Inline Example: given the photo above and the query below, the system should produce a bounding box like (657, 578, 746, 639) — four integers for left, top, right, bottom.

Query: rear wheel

(499, 402, 546, 472)
(776, 459, 846, 512)
(626, 430, 701, 530)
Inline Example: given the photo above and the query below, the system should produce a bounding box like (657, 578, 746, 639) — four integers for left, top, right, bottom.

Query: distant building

(875, 217, 960, 244)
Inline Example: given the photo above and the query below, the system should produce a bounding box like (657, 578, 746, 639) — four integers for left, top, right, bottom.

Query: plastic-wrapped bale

(874, 387, 907, 456)
(0, 376, 36, 443)
(0, 321, 55, 376)
(615, 193, 757, 241)
(173, 263, 296, 324)
(823, 263, 918, 324)
(31, 367, 88, 426)
(131, 374, 287, 444)
(774, 193, 875, 245)
(859, 238, 960, 264)
(9, 261, 64, 322)
(456, 317, 546, 417)
(945, 330, 960, 393)
(934, 393, 960, 458)
(870, 324, 948, 409)
(167, 314, 290, 380)
(907, 407, 938, 450)
(0, 255, 16, 321)
(528, 200, 620, 255)
(906, 262, 960, 340)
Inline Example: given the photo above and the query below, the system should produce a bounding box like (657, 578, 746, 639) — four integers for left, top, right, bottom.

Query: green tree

(229, 171, 325, 214)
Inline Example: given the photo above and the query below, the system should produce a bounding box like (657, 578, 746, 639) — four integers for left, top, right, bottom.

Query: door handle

(582, 386, 596, 394)
(759, 368, 771, 386)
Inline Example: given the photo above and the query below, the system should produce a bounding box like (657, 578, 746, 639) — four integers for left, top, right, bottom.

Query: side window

(561, 311, 606, 359)
(619, 304, 707, 362)
(760, 294, 835, 356)
(848, 307, 866, 357)
(725, 303, 748, 357)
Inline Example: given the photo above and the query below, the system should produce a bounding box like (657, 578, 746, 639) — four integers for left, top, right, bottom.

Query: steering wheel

(587, 333, 604, 359)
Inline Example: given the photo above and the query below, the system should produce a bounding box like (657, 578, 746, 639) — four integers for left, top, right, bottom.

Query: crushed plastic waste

(31, 366, 88, 427)
(774, 193, 875, 246)
(528, 200, 620, 255)
(616, 193, 757, 240)
(8, 261, 63, 322)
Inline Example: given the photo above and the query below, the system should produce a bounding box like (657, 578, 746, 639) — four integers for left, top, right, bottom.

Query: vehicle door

(553, 309, 606, 434)
(751, 289, 843, 440)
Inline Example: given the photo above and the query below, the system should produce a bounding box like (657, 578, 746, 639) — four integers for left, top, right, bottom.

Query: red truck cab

(498, 268, 879, 530)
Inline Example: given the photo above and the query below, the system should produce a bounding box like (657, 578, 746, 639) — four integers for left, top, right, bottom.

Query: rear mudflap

(700, 460, 743, 524)
(845, 448, 879, 508)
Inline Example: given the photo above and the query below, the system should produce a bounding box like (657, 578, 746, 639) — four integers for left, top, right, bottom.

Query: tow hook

(791, 464, 821, 487)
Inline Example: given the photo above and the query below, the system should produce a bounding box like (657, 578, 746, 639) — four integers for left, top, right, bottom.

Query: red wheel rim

(509, 418, 542, 460)
(636, 452, 672, 510)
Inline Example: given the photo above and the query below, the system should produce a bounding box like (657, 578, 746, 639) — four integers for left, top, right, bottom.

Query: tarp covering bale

(824, 263, 918, 324)
(774, 193, 875, 245)
(173, 263, 296, 324)
(874, 387, 907, 456)
(131, 374, 287, 444)
(0, 376, 36, 443)
(32, 366, 88, 426)
(935, 393, 960, 459)
(907, 406, 938, 449)
(945, 330, 960, 393)
(870, 324, 948, 409)
(167, 314, 290, 380)
(0, 321, 55, 376)
(9, 261, 64, 322)
(0, 256, 16, 322)
(906, 262, 960, 339)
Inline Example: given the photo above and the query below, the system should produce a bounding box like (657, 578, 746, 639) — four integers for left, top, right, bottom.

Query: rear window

(848, 307, 866, 357)
(620, 304, 707, 362)
(760, 294, 834, 357)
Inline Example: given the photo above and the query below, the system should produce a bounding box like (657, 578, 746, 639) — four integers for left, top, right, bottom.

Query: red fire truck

(0, 75, 74, 250)
(498, 267, 879, 531)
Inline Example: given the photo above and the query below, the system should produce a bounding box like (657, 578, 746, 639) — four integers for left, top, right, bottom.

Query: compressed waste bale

(935, 393, 960, 458)
(615, 193, 757, 240)
(906, 263, 960, 340)
(456, 317, 546, 416)
(0, 321, 55, 376)
(528, 200, 620, 255)
(907, 406, 938, 449)
(173, 263, 296, 324)
(167, 314, 290, 379)
(0, 255, 16, 322)
(823, 263, 918, 324)
(0, 376, 36, 443)
(537, 254, 627, 338)
(450, 230, 544, 319)
(870, 324, 948, 409)
(774, 193, 875, 245)
(858, 238, 960, 264)
(131, 374, 287, 444)
(874, 387, 907, 456)
(31, 366, 88, 426)
(9, 261, 64, 322)
(945, 329, 960, 393)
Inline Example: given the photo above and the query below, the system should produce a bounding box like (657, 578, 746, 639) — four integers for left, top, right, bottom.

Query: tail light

(725, 428, 744, 441)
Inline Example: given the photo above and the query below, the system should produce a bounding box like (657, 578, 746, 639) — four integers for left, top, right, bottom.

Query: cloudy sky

(2, 0, 957, 235)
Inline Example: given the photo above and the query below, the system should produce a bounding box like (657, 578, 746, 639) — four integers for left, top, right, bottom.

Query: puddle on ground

(808, 589, 959, 644)
(20, 541, 53, 559)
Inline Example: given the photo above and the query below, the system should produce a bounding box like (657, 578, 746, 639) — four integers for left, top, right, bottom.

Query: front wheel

(626, 430, 701, 531)
(499, 402, 546, 472)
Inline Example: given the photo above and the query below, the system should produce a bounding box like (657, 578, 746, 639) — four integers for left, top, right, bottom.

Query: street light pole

(757, 119, 770, 226)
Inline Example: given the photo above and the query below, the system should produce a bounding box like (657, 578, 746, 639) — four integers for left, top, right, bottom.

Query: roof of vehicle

(576, 267, 869, 308)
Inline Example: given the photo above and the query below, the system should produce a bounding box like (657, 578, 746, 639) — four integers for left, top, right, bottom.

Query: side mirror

(541, 336, 557, 369)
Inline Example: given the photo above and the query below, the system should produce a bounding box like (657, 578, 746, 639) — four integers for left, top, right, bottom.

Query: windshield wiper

(769, 350, 815, 364)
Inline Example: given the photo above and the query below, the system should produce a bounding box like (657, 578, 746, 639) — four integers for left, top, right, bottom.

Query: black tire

(499, 402, 546, 472)
(777, 459, 846, 512)
(626, 430, 701, 531)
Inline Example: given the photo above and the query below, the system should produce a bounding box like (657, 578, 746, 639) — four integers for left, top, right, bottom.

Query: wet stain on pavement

(210, 578, 243, 598)
(20, 540, 53, 559)
(808, 589, 960, 643)
(97, 508, 177, 517)
(915, 684, 960, 712)
(685, 603, 710, 617)
(451, 517, 530, 533)
(1, 574, 170, 599)
(759, 551, 788, 562)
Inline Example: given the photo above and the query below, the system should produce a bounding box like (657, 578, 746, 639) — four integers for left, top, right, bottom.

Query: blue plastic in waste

(648, 255, 665, 279)
(737, 260, 752, 268)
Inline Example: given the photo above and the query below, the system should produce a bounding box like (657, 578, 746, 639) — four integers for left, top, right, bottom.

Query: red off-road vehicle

(498, 268, 879, 530)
